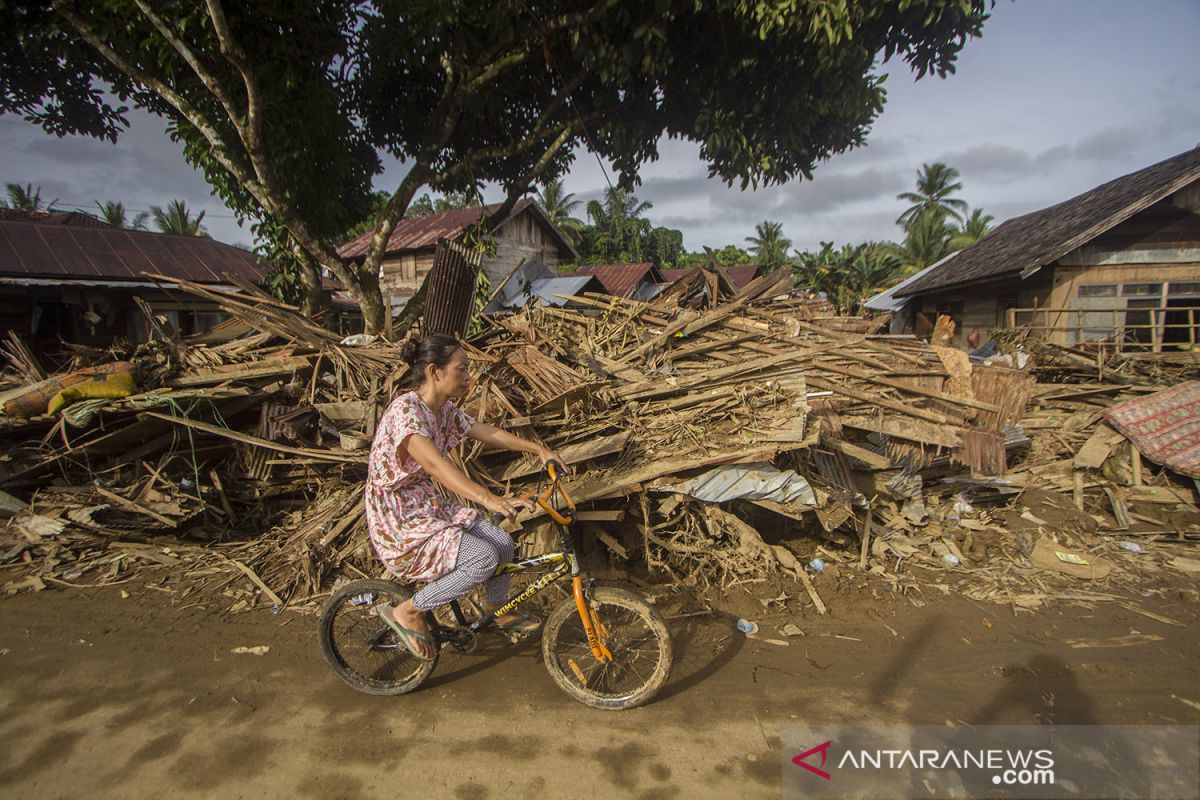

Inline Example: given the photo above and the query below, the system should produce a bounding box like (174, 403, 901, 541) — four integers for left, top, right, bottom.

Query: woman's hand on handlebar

(484, 493, 536, 521)
(536, 447, 569, 475)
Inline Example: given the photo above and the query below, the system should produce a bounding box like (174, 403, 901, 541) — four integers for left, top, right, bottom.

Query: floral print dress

(364, 391, 481, 582)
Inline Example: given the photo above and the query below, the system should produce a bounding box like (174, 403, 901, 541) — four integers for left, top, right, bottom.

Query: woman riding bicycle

(364, 333, 565, 660)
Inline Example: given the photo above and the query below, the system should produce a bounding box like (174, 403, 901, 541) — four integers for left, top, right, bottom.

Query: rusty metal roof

(0, 208, 114, 227)
(572, 262, 666, 298)
(339, 198, 547, 260)
(0, 219, 265, 284)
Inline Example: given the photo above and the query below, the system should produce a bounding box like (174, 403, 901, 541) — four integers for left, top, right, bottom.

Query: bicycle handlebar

(488, 460, 575, 527)
(537, 460, 575, 525)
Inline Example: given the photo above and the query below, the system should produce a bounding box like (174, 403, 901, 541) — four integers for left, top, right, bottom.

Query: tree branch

(130, 0, 241, 127)
(483, 125, 575, 230)
(204, 0, 264, 153)
(53, 3, 253, 187)
(465, 48, 532, 94)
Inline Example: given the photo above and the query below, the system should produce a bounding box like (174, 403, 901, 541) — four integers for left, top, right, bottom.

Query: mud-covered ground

(1, 566, 1197, 800)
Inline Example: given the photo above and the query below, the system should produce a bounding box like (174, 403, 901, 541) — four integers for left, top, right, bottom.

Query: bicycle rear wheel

(541, 586, 673, 710)
(319, 579, 437, 696)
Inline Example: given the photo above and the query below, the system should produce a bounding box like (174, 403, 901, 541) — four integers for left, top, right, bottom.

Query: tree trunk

(292, 245, 328, 318)
(354, 266, 387, 336)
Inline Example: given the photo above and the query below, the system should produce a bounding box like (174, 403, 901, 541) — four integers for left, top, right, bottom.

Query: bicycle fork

(574, 576, 613, 663)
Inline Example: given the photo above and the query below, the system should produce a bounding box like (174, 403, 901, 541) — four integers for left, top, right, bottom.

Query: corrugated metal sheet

(863, 255, 955, 312)
(573, 262, 665, 298)
(0, 220, 264, 284)
(0, 209, 113, 227)
(530, 275, 604, 306)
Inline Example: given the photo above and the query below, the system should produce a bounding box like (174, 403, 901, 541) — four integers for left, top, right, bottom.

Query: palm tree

(96, 200, 149, 230)
(745, 221, 792, 272)
(150, 199, 207, 236)
(896, 162, 968, 227)
(585, 188, 652, 262)
(4, 183, 57, 212)
(948, 207, 994, 251)
(885, 207, 954, 277)
(535, 179, 584, 245)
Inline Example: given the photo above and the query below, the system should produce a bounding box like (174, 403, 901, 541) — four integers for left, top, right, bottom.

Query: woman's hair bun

(399, 339, 419, 367)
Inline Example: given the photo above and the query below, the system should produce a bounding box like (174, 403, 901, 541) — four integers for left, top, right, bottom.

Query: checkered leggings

(411, 518, 516, 611)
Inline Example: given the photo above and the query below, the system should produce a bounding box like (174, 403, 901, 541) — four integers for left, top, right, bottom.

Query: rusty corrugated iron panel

(0, 219, 264, 284)
(573, 262, 666, 298)
(338, 199, 534, 260)
(424, 239, 483, 337)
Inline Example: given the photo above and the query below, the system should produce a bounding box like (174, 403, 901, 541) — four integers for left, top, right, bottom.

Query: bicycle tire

(319, 579, 438, 696)
(541, 586, 673, 710)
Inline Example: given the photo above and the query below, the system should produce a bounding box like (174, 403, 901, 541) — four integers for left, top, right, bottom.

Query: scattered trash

(1118, 541, 1143, 554)
(781, 623, 804, 637)
(942, 553, 960, 567)
(736, 619, 759, 635)
(339, 333, 378, 347)
(808, 558, 825, 573)
(230, 645, 271, 656)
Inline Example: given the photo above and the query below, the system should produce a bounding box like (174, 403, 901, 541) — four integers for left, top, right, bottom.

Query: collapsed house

(2, 264, 1197, 614)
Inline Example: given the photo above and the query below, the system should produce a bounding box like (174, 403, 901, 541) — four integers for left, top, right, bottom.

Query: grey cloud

(1072, 127, 1141, 161)
(941, 128, 1146, 183)
(937, 143, 1033, 177)
(779, 167, 907, 214)
(24, 136, 134, 167)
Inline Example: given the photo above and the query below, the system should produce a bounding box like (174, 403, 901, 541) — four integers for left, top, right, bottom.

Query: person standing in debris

(365, 333, 565, 660)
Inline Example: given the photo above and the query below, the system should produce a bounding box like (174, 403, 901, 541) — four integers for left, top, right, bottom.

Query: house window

(1077, 284, 1117, 297)
(1164, 283, 1200, 347)
(996, 292, 1018, 327)
(1122, 283, 1162, 297)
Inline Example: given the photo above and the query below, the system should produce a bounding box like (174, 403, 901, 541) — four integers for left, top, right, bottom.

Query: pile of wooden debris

(2, 268, 1198, 616)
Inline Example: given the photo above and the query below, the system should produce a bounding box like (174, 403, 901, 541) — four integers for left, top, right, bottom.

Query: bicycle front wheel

(541, 586, 673, 710)
(319, 579, 437, 696)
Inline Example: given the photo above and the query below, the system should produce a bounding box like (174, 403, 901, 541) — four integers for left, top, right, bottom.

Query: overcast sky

(3, 0, 1198, 254)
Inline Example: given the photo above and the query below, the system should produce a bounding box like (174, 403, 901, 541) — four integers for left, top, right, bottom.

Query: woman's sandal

(375, 603, 436, 661)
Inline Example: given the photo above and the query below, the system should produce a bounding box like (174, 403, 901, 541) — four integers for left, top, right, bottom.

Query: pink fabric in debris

(1104, 381, 1200, 478)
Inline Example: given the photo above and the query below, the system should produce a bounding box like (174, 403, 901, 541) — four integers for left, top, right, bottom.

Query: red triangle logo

(792, 740, 832, 780)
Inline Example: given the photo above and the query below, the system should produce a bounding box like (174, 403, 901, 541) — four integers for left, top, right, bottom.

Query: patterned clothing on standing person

(364, 391, 480, 582)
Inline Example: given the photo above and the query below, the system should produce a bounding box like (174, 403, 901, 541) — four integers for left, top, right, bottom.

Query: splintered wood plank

(494, 431, 631, 481)
(166, 355, 314, 387)
(805, 375, 952, 425)
(814, 361, 1001, 413)
(841, 417, 962, 449)
(143, 412, 363, 462)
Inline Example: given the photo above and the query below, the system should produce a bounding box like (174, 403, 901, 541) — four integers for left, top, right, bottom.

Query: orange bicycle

(319, 462, 673, 710)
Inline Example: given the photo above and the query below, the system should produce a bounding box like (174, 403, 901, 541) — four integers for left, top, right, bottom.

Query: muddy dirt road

(1, 582, 1197, 799)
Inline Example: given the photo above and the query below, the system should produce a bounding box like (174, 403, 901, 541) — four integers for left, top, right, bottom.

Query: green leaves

(2, 0, 990, 332)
